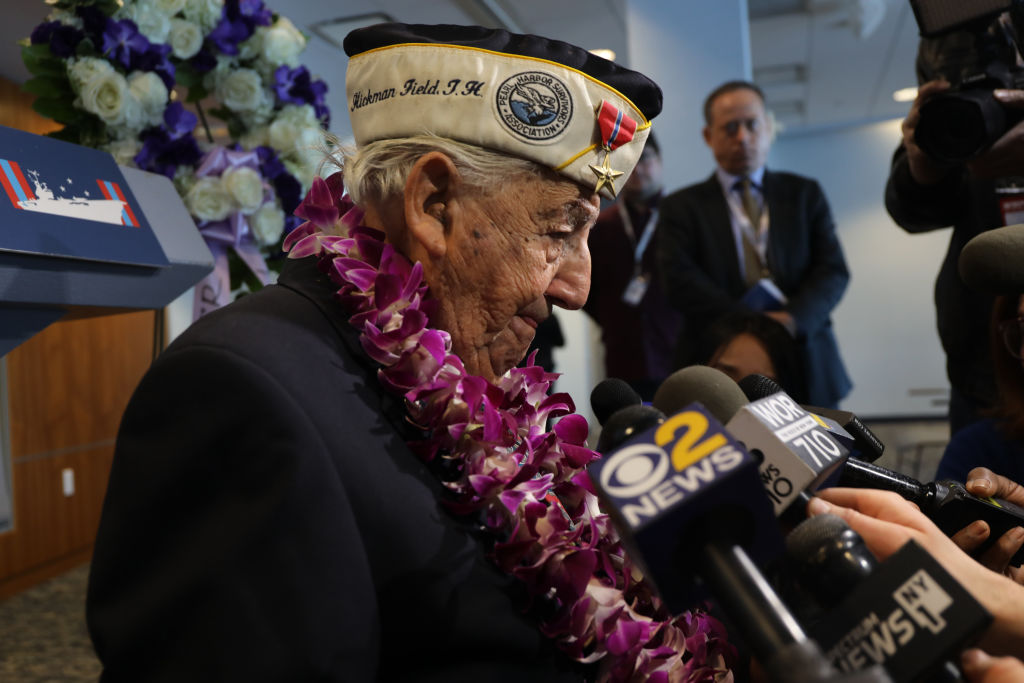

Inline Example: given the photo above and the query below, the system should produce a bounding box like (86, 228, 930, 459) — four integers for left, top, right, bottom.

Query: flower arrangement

(285, 173, 738, 682)
(22, 0, 329, 315)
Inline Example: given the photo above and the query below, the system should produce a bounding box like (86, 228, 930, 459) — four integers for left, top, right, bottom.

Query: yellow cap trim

(349, 42, 651, 124)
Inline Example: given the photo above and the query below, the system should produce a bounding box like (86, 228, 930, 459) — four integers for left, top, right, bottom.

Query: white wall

(770, 119, 952, 418)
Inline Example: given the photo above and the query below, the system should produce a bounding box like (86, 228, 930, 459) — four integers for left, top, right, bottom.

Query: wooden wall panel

(7, 312, 155, 457)
(0, 75, 157, 597)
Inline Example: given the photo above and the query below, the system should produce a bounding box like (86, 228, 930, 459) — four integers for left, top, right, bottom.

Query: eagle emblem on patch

(495, 71, 573, 142)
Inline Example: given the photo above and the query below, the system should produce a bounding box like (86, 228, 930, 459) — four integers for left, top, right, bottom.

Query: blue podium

(0, 124, 214, 357)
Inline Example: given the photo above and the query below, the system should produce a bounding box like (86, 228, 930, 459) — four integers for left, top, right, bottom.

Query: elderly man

(85, 23, 735, 683)
(657, 80, 851, 408)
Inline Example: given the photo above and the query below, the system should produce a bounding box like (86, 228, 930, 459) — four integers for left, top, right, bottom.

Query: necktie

(738, 177, 763, 287)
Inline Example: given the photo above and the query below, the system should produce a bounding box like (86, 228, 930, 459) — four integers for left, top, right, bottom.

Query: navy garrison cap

(343, 22, 662, 198)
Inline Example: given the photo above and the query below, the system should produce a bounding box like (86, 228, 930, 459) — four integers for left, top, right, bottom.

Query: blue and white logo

(495, 71, 573, 142)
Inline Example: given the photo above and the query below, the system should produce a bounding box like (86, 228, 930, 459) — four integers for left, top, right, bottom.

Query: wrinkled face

(431, 172, 599, 381)
(709, 332, 777, 386)
(622, 146, 663, 201)
(703, 88, 771, 176)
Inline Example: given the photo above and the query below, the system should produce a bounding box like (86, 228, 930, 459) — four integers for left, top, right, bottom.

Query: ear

(702, 125, 712, 146)
(404, 151, 462, 259)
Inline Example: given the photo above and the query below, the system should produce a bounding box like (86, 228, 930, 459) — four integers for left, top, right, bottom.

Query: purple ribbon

(191, 145, 273, 320)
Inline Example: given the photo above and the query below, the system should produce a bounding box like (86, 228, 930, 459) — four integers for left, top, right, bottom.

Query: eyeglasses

(998, 315, 1024, 359)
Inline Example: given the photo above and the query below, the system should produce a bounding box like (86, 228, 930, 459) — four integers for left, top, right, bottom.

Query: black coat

(656, 170, 852, 407)
(86, 256, 583, 682)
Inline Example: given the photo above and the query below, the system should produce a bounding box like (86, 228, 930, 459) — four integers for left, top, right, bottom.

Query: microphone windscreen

(590, 378, 642, 426)
(738, 373, 783, 402)
(959, 223, 1024, 294)
(595, 404, 665, 453)
(652, 365, 747, 423)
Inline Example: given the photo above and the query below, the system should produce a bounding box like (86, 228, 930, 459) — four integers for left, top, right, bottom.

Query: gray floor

(0, 563, 101, 683)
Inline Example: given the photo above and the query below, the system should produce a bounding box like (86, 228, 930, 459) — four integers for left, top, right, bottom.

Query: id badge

(622, 275, 648, 306)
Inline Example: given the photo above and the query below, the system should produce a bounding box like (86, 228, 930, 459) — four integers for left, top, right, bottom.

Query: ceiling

(0, 0, 921, 136)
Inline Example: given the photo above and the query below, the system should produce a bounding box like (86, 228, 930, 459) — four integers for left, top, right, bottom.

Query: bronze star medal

(590, 149, 624, 196)
(591, 100, 639, 197)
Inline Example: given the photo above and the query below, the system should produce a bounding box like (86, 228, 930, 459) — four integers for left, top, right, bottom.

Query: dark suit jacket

(657, 170, 852, 407)
(583, 195, 682, 398)
(86, 257, 584, 682)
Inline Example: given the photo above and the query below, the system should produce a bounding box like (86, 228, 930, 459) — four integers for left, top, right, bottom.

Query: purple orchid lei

(284, 173, 738, 682)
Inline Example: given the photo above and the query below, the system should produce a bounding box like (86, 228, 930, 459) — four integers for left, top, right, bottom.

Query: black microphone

(590, 377, 643, 427)
(740, 374, 884, 463)
(595, 403, 665, 453)
(785, 514, 991, 682)
(588, 392, 888, 681)
(837, 458, 1024, 566)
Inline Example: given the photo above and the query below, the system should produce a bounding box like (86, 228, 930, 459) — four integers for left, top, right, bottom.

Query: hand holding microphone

(809, 488, 1024, 659)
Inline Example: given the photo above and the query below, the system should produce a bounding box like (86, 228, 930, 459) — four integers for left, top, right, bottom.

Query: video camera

(911, 0, 1024, 164)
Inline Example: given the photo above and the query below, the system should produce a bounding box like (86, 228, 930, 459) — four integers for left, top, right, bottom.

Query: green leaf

(32, 97, 83, 125)
(22, 75, 72, 98)
(184, 83, 209, 103)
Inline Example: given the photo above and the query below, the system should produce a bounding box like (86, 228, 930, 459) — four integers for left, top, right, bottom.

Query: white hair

(319, 133, 545, 205)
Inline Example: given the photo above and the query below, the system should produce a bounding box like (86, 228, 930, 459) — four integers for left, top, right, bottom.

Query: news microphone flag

(811, 540, 990, 681)
(726, 392, 849, 515)
(588, 401, 781, 612)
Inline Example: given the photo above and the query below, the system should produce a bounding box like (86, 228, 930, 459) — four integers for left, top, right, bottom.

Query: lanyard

(618, 202, 659, 275)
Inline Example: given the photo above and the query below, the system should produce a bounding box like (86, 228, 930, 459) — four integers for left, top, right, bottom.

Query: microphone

(958, 223, 1024, 294)
(595, 403, 665, 453)
(740, 374, 884, 463)
(590, 377, 643, 427)
(654, 367, 850, 517)
(785, 514, 991, 682)
(837, 458, 1024, 566)
(588, 394, 889, 681)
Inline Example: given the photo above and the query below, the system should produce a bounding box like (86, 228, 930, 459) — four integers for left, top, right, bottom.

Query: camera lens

(915, 90, 1007, 163)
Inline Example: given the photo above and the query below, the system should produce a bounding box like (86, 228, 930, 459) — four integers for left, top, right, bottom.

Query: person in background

(583, 133, 681, 401)
(700, 311, 805, 402)
(657, 80, 851, 408)
(884, 21, 1024, 435)
(938, 293, 1024, 485)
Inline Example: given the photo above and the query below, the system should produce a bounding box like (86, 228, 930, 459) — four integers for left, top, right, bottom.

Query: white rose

(67, 57, 113, 94)
(168, 18, 203, 59)
(237, 30, 262, 61)
(119, 93, 146, 132)
(103, 138, 141, 166)
(79, 70, 130, 125)
(268, 104, 318, 155)
(284, 158, 314, 194)
(118, 2, 171, 43)
(239, 125, 269, 149)
(250, 204, 285, 245)
(260, 17, 305, 66)
(216, 68, 266, 113)
(183, 0, 224, 32)
(153, 0, 187, 15)
(128, 71, 169, 127)
(185, 176, 233, 222)
(222, 166, 265, 214)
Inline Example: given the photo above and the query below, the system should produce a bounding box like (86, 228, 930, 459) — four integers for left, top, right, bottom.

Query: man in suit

(583, 134, 682, 400)
(657, 80, 852, 407)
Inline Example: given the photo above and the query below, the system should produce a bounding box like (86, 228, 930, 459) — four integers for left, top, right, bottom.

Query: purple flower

(273, 65, 330, 124)
(132, 42, 175, 90)
(30, 21, 84, 58)
(134, 103, 201, 178)
(75, 6, 109, 42)
(189, 47, 217, 73)
(238, 0, 273, 28)
(102, 19, 150, 70)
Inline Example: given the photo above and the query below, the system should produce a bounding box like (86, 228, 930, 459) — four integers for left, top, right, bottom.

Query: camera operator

(885, 9, 1024, 435)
